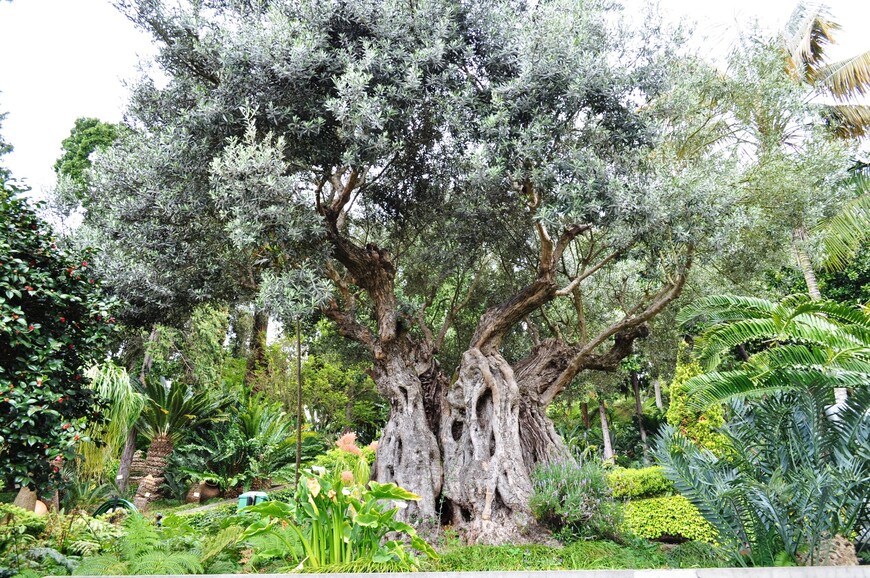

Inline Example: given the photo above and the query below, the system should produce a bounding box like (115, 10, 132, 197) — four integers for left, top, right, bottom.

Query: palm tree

(778, 3, 870, 296)
(677, 294, 870, 407)
(781, 4, 870, 138)
(134, 376, 225, 505)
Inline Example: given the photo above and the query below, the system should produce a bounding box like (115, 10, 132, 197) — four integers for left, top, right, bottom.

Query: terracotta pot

(199, 481, 221, 500)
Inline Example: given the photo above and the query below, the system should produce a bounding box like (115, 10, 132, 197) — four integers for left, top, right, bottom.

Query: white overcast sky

(0, 0, 868, 195)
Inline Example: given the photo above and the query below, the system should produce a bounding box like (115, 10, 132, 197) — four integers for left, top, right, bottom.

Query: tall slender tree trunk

(599, 399, 614, 462)
(793, 227, 822, 301)
(117, 327, 158, 494)
(631, 371, 648, 459)
(581, 401, 590, 429)
(793, 227, 848, 403)
(116, 429, 137, 494)
(653, 378, 664, 411)
(295, 319, 303, 484)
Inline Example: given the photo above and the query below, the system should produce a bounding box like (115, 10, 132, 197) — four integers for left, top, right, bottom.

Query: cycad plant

(176, 395, 314, 492)
(676, 294, 870, 407)
(133, 376, 225, 505)
(655, 386, 870, 566)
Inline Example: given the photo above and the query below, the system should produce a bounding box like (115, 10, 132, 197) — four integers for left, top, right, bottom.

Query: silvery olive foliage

(256, 268, 331, 324)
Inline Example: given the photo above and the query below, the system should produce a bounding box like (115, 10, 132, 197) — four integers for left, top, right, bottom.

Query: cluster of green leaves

(0, 183, 117, 488)
(73, 513, 242, 575)
(622, 495, 717, 544)
(239, 472, 437, 571)
(310, 446, 375, 482)
(529, 461, 622, 541)
(172, 397, 326, 493)
(53, 118, 119, 205)
(607, 466, 674, 500)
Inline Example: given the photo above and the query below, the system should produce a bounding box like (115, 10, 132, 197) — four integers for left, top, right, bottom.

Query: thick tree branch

(471, 221, 590, 352)
(540, 251, 693, 403)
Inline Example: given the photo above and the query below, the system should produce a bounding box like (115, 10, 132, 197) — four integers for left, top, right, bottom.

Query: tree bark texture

(653, 379, 664, 411)
(134, 433, 173, 507)
(116, 427, 138, 494)
(793, 227, 822, 301)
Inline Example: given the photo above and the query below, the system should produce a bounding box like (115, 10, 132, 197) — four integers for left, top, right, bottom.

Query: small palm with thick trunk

(133, 376, 224, 508)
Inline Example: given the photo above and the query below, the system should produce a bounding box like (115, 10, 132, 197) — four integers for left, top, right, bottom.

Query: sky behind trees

(0, 0, 868, 195)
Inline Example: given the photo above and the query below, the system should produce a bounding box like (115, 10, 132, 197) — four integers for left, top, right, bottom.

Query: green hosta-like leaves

(352, 513, 379, 528)
(366, 480, 422, 501)
(239, 470, 437, 571)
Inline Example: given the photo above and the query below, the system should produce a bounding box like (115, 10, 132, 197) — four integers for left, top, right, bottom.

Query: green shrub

(0, 504, 47, 537)
(622, 496, 717, 544)
(665, 350, 728, 454)
(529, 461, 621, 541)
(607, 467, 674, 499)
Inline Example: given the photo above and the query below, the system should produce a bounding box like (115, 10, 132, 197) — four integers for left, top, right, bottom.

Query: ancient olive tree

(86, 0, 744, 541)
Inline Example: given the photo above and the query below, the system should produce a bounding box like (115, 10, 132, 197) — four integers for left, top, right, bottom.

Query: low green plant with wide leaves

(239, 470, 437, 571)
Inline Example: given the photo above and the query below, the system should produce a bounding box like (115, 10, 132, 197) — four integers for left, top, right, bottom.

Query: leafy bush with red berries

(0, 180, 117, 489)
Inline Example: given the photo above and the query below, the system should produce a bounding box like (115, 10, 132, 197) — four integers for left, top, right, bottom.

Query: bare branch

(555, 247, 621, 296)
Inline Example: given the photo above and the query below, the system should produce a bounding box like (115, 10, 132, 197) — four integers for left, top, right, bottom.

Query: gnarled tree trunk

(372, 347, 444, 523)
(441, 347, 548, 544)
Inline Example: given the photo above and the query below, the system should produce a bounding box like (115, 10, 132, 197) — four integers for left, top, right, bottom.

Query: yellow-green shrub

(665, 350, 728, 455)
(622, 495, 717, 544)
(0, 503, 46, 537)
(607, 467, 674, 499)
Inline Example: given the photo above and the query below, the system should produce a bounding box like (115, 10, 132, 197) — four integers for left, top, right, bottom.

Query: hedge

(622, 495, 717, 544)
(607, 466, 674, 499)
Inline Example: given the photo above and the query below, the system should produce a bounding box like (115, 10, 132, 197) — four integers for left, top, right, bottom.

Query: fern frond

(73, 553, 129, 576)
(198, 525, 243, 565)
(130, 550, 203, 575)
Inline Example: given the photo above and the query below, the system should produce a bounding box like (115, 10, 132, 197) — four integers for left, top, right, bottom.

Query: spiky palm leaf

(680, 294, 870, 406)
(655, 387, 870, 565)
(137, 376, 225, 446)
(820, 170, 870, 268)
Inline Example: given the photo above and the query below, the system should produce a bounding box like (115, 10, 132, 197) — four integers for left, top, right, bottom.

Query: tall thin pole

(295, 318, 303, 484)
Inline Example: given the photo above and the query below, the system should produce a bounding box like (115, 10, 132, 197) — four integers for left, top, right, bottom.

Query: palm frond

(685, 371, 799, 408)
(676, 294, 776, 327)
(695, 318, 780, 369)
(820, 184, 870, 270)
(813, 49, 870, 100)
(781, 2, 839, 79)
(821, 103, 870, 138)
